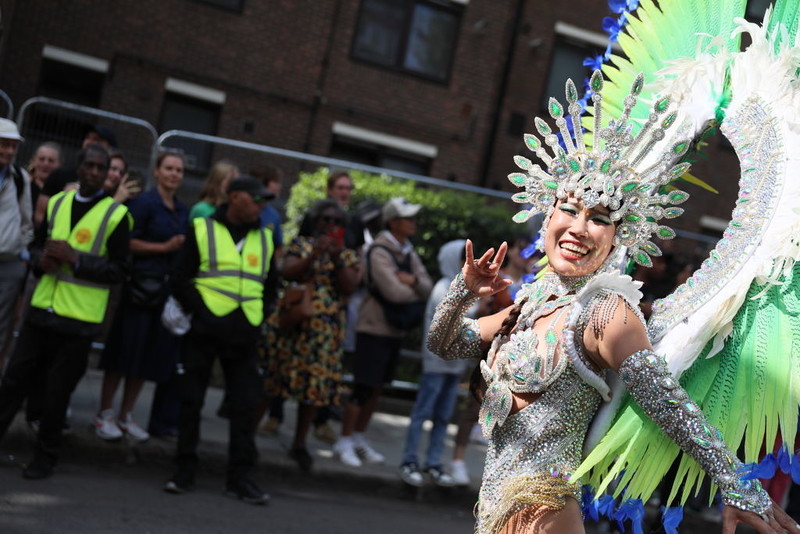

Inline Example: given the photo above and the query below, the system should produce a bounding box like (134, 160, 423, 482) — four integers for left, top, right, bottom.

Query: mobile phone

(126, 167, 145, 192)
(327, 226, 345, 248)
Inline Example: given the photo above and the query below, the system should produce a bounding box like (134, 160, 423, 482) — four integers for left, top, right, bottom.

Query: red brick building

(0, 0, 761, 254)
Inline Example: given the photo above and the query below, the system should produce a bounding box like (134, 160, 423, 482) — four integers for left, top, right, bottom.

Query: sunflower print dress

(263, 236, 359, 406)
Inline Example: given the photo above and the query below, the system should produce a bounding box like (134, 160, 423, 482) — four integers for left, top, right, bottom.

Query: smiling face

(104, 155, 126, 191)
(31, 145, 60, 183)
(544, 196, 616, 277)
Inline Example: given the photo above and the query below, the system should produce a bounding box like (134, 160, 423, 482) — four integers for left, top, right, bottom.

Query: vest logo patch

(246, 253, 258, 267)
(75, 228, 92, 244)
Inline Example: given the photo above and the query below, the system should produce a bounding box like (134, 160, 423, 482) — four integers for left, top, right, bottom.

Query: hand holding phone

(327, 226, 345, 250)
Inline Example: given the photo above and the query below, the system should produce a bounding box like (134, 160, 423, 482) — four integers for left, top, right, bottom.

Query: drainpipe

(478, 0, 526, 188)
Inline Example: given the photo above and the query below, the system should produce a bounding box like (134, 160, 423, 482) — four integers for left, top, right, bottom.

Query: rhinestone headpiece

(509, 70, 693, 267)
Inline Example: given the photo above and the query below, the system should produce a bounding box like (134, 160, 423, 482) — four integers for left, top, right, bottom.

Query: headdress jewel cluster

(509, 70, 693, 267)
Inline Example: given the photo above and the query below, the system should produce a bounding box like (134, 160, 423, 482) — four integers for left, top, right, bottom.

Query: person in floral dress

(263, 199, 360, 471)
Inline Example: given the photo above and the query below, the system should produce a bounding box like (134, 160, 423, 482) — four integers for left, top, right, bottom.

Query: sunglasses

(250, 194, 269, 204)
(320, 215, 344, 224)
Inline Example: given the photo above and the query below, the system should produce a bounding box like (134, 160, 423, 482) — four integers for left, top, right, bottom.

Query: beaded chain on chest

(492, 272, 595, 394)
(516, 272, 594, 329)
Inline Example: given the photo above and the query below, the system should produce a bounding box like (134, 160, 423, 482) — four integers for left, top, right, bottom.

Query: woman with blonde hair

(189, 159, 238, 220)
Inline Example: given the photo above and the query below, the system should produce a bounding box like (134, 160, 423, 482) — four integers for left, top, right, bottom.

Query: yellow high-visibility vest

(193, 217, 273, 326)
(31, 190, 130, 324)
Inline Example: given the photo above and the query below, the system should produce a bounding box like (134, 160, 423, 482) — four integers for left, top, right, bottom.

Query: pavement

(0, 366, 742, 532)
(0, 363, 487, 505)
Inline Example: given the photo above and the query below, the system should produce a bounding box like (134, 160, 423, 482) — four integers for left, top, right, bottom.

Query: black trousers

(176, 331, 261, 482)
(0, 321, 92, 462)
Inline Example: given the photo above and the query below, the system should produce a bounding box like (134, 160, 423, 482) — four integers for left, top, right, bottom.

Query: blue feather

(777, 447, 791, 473)
(615, 499, 645, 534)
(661, 506, 683, 534)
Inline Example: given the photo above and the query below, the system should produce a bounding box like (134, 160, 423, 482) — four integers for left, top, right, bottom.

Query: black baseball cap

(227, 175, 275, 201)
(86, 124, 118, 148)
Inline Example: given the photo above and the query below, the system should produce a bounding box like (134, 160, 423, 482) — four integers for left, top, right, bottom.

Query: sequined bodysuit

(427, 272, 626, 534)
(428, 271, 771, 534)
(474, 292, 608, 534)
(477, 358, 601, 534)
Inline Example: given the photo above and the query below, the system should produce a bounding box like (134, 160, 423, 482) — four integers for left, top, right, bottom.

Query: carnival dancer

(427, 39, 798, 534)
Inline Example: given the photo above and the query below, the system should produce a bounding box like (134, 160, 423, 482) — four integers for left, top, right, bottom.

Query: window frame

(350, 0, 463, 84)
(193, 0, 245, 13)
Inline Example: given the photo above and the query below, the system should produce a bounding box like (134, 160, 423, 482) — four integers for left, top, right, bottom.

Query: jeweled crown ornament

(509, 70, 693, 267)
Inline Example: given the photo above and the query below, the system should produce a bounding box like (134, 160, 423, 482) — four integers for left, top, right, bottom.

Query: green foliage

(285, 167, 519, 278)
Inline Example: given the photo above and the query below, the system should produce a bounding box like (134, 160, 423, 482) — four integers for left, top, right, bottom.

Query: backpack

(10, 164, 31, 210)
(11, 165, 25, 200)
(365, 244, 427, 330)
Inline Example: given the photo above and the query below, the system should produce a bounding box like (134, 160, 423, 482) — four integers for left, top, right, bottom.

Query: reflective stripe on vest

(193, 217, 273, 326)
(31, 190, 129, 323)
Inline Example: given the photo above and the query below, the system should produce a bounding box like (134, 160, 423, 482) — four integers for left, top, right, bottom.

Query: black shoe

(164, 467, 195, 494)
(224, 478, 270, 505)
(289, 447, 314, 472)
(22, 456, 54, 480)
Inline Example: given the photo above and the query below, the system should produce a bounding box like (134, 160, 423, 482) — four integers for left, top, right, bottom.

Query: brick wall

(0, 0, 742, 252)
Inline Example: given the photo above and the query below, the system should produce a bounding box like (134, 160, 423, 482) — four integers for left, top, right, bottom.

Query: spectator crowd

(0, 117, 772, 519)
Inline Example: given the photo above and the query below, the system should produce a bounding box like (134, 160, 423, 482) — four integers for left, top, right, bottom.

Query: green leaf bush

(285, 167, 519, 278)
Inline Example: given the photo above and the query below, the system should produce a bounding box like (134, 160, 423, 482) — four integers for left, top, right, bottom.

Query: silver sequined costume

(427, 271, 769, 534)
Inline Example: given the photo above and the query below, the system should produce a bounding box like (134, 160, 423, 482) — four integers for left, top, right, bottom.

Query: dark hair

(327, 171, 352, 190)
(77, 144, 110, 167)
(251, 165, 284, 185)
(298, 199, 346, 237)
(109, 149, 128, 172)
(469, 298, 528, 402)
(156, 151, 185, 168)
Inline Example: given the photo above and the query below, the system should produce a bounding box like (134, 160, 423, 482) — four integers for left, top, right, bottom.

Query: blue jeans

(401, 372, 461, 469)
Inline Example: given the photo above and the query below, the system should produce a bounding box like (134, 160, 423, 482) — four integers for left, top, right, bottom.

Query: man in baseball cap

(381, 197, 422, 221)
(333, 196, 432, 468)
(35, 124, 119, 225)
(166, 173, 277, 504)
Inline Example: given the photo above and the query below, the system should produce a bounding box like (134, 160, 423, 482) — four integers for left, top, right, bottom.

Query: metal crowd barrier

(0, 89, 13, 119)
(16, 97, 158, 179)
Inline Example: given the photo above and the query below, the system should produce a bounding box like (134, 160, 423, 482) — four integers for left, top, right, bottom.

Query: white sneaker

(94, 409, 123, 441)
(451, 459, 470, 486)
(118, 413, 150, 443)
(353, 433, 385, 464)
(425, 466, 456, 487)
(399, 463, 424, 487)
(333, 437, 362, 467)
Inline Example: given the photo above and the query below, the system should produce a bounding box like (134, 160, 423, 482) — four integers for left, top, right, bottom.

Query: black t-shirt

(41, 166, 78, 197)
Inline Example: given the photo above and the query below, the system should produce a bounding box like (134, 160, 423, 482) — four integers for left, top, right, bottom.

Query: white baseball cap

(382, 197, 422, 221)
(0, 119, 23, 141)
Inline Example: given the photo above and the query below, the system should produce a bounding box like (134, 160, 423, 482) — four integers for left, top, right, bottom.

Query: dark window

(507, 112, 526, 137)
(330, 135, 431, 176)
(23, 59, 106, 165)
(542, 36, 599, 111)
(159, 92, 221, 173)
(194, 0, 244, 12)
(38, 58, 104, 107)
(352, 0, 461, 83)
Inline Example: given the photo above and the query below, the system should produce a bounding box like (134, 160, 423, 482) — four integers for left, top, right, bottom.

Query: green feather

(579, 262, 800, 505)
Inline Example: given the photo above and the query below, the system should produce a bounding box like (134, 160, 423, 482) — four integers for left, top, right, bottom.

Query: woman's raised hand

(462, 239, 512, 298)
(722, 500, 800, 534)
